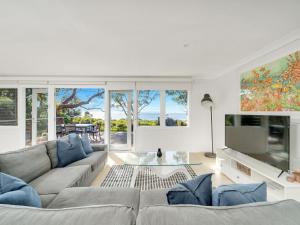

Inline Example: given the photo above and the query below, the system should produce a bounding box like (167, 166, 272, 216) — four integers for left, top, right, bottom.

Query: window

(165, 90, 188, 126)
(55, 88, 105, 143)
(138, 90, 160, 126)
(0, 88, 18, 126)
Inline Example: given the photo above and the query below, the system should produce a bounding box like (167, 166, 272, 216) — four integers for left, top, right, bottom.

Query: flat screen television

(225, 114, 290, 172)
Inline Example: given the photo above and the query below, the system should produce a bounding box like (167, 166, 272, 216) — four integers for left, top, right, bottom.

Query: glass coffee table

(115, 151, 201, 187)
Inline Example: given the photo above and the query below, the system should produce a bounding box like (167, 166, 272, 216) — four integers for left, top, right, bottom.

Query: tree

(0, 89, 18, 125)
(56, 88, 105, 111)
(55, 89, 187, 125)
(166, 90, 187, 107)
(56, 89, 186, 116)
(26, 89, 48, 120)
(111, 90, 159, 116)
(84, 111, 92, 117)
(56, 88, 105, 124)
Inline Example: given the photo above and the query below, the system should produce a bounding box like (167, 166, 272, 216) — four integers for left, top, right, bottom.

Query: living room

(0, 1, 300, 225)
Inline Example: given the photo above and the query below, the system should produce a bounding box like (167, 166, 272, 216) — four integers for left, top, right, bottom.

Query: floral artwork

(241, 51, 300, 111)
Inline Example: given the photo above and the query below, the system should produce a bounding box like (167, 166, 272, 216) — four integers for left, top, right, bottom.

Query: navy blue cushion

(212, 182, 267, 206)
(0, 172, 41, 207)
(167, 173, 213, 205)
(81, 134, 93, 154)
(57, 134, 87, 167)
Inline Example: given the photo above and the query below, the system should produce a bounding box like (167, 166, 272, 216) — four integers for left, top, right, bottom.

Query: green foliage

(138, 90, 160, 112)
(138, 119, 159, 126)
(54, 88, 189, 132)
(165, 117, 187, 126)
(176, 120, 187, 126)
(111, 93, 128, 114)
(225, 116, 234, 126)
(0, 89, 18, 125)
(166, 90, 187, 106)
(111, 119, 127, 132)
(0, 96, 14, 110)
(64, 116, 105, 131)
(26, 89, 48, 120)
(55, 88, 84, 118)
(0, 96, 13, 105)
(111, 91, 160, 117)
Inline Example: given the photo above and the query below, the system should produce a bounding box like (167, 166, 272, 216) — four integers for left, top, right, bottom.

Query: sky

(56, 88, 187, 120)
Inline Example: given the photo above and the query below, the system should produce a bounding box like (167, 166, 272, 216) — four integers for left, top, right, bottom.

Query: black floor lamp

(201, 93, 216, 158)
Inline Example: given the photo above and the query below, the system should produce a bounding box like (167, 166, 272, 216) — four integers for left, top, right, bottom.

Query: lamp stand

(204, 106, 216, 158)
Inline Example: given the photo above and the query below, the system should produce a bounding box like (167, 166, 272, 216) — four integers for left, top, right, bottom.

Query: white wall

(0, 127, 23, 152)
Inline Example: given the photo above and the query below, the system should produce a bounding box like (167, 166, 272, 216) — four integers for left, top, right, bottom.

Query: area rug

(100, 165, 197, 190)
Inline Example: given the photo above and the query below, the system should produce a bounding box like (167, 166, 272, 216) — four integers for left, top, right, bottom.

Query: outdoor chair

(87, 125, 101, 142)
(56, 125, 66, 138)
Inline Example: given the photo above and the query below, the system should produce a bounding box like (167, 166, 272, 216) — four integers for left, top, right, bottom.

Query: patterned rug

(100, 165, 197, 190)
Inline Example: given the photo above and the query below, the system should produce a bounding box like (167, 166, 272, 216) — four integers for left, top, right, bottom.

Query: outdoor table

(65, 124, 94, 134)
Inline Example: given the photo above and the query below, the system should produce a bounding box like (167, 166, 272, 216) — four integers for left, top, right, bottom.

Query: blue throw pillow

(0, 172, 41, 207)
(167, 173, 213, 205)
(57, 134, 87, 167)
(81, 133, 93, 154)
(212, 182, 267, 206)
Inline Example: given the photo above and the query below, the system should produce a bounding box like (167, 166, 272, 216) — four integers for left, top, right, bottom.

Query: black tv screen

(225, 114, 290, 171)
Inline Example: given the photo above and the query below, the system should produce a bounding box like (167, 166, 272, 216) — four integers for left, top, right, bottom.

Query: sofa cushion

(137, 200, 300, 225)
(167, 173, 213, 205)
(0, 144, 51, 183)
(29, 165, 91, 196)
(81, 134, 93, 154)
(45, 140, 58, 168)
(0, 204, 136, 225)
(39, 194, 57, 208)
(67, 151, 107, 171)
(91, 144, 107, 152)
(57, 134, 87, 167)
(212, 182, 267, 206)
(48, 187, 140, 215)
(140, 189, 169, 209)
(0, 172, 41, 208)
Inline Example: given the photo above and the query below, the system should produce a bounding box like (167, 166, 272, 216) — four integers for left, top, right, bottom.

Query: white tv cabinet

(216, 148, 300, 201)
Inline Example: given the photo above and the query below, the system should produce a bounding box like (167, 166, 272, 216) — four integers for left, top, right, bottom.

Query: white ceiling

(0, 0, 300, 78)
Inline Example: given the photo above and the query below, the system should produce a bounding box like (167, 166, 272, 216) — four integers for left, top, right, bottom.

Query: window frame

(0, 88, 18, 126)
(137, 89, 161, 127)
(136, 88, 190, 128)
(164, 89, 189, 127)
(54, 86, 106, 138)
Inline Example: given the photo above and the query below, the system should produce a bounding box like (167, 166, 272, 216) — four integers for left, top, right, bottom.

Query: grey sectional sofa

(0, 204, 136, 225)
(1, 187, 300, 225)
(0, 141, 107, 207)
(47, 187, 141, 216)
(1, 143, 300, 225)
(137, 199, 300, 225)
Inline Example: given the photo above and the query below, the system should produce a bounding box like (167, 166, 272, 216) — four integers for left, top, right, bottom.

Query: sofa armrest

(91, 144, 107, 152)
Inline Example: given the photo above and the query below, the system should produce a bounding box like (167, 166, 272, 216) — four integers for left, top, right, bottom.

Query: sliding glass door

(109, 90, 133, 151)
(55, 88, 105, 143)
(26, 88, 48, 146)
(22, 86, 148, 151)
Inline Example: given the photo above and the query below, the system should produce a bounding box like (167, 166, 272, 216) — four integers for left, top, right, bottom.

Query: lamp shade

(201, 93, 213, 107)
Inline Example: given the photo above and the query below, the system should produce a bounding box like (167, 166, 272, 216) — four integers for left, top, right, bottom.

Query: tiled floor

(91, 152, 233, 187)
